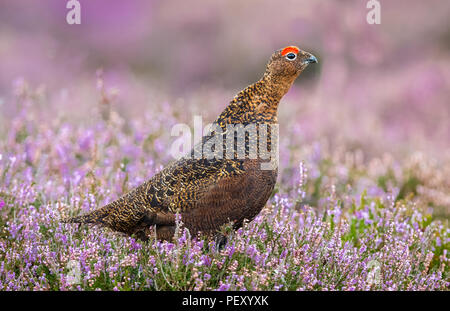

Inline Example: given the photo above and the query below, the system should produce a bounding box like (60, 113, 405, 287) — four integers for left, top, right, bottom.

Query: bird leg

(139, 211, 176, 241)
(213, 233, 228, 251)
(133, 228, 150, 241)
(156, 225, 176, 241)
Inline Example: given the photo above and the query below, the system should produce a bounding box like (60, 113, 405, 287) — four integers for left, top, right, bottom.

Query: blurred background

(0, 0, 449, 221)
(0, 0, 449, 156)
(0, 1, 449, 215)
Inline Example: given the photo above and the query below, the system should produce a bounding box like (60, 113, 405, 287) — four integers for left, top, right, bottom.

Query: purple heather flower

(217, 283, 231, 291)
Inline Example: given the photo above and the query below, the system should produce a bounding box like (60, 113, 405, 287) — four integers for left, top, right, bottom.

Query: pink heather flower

(0, 199, 4, 210)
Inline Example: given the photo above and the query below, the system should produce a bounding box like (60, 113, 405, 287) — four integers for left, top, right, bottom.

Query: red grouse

(63, 46, 318, 241)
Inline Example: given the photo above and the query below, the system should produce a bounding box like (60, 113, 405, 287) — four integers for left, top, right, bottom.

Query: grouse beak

(303, 53, 318, 65)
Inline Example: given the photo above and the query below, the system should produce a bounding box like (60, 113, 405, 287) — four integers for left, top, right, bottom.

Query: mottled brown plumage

(62, 46, 317, 241)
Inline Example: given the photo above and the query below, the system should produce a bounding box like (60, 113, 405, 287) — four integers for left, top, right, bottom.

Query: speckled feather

(62, 46, 317, 241)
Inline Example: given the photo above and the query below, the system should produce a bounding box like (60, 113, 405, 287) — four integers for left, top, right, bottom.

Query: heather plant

(0, 82, 448, 291)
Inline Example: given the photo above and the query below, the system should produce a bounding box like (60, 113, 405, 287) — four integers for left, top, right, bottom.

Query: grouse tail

(61, 205, 111, 224)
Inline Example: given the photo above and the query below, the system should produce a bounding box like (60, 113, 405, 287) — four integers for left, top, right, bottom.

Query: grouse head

(264, 45, 318, 81)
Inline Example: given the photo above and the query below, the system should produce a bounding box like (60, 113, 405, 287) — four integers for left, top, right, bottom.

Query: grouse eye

(286, 52, 297, 61)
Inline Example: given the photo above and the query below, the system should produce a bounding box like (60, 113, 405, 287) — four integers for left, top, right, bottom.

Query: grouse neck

(217, 73, 296, 125)
(239, 73, 296, 119)
(259, 73, 297, 102)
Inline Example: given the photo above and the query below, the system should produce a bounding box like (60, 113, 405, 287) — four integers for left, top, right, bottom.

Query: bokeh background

(0, 0, 449, 217)
(1, 0, 449, 153)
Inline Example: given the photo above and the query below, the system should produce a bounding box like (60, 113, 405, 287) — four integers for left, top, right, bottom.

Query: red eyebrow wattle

(281, 46, 300, 56)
